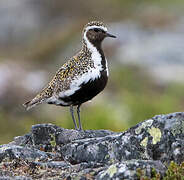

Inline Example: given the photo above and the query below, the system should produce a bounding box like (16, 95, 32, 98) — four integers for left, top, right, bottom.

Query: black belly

(59, 71, 108, 106)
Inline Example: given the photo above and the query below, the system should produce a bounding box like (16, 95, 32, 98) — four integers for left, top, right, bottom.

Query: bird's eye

(94, 28, 100, 32)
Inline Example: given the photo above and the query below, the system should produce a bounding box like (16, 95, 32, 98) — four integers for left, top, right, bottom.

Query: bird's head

(83, 21, 116, 46)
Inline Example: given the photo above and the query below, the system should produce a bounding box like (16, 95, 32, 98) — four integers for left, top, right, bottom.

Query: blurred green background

(0, 0, 184, 144)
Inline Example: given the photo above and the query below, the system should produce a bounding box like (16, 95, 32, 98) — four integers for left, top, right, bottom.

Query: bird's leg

(70, 105, 78, 130)
(77, 104, 83, 131)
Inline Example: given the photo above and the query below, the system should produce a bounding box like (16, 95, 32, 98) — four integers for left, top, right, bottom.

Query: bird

(23, 21, 116, 130)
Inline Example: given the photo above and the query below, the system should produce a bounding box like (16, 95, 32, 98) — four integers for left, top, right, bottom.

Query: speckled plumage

(23, 21, 116, 130)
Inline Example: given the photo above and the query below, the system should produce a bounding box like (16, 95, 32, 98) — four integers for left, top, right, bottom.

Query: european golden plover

(23, 21, 116, 130)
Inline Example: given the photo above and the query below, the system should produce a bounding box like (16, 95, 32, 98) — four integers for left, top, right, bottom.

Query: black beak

(106, 32, 116, 38)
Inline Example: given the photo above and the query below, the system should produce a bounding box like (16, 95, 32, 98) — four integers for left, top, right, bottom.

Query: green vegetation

(137, 161, 184, 179)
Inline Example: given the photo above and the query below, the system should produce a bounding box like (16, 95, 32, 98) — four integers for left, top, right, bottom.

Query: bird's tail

(23, 76, 56, 110)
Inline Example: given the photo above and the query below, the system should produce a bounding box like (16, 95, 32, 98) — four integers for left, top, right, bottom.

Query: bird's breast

(57, 68, 108, 106)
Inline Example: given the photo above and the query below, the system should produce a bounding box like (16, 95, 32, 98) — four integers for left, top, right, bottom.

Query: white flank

(57, 25, 108, 101)
(46, 96, 70, 106)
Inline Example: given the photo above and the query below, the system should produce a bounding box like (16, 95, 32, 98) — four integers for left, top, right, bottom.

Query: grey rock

(0, 112, 184, 179)
(0, 177, 31, 180)
(96, 160, 166, 180)
(60, 112, 184, 165)
(56, 128, 117, 145)
(0, 145, 48, 163)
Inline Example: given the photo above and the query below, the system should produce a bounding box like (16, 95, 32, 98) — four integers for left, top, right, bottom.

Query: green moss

(137, 168, 160, 180)
(164, 161, 184, 180)
(137, 161, 184, 180)
(50, 133, 56, 147)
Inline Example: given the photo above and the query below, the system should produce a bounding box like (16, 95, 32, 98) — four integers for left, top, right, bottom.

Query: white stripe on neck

(83, 25, 107, 70)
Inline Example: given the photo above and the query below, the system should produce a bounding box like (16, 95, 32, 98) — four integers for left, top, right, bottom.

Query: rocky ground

(0, 112, 184, 179)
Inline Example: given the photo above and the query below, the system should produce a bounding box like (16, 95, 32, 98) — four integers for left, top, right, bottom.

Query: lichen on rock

(148, 127, 161, 145)
(0, 112, 184, 179)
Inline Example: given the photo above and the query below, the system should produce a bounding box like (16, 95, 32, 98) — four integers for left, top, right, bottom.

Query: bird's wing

(54, 57, 79, 92)
(23, 57, 79, 110)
